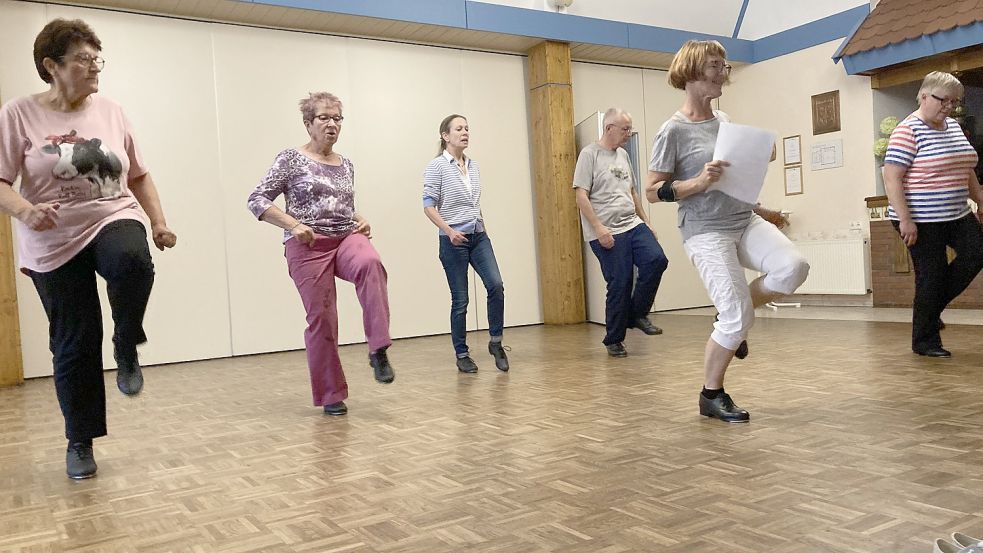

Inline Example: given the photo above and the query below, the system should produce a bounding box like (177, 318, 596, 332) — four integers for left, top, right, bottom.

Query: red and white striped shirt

(884, 114, 977, 222)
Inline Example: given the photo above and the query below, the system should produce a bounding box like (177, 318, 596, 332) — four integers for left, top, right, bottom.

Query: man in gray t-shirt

(573, 108, 669, 357)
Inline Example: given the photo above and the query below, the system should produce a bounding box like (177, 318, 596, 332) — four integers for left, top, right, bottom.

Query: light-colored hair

(299, 92, 342, 123)
(917, 71, 963, 102)
(437, 114, 466, 157)
(667, 40, 728, 90)
(602, 108, 631, 129)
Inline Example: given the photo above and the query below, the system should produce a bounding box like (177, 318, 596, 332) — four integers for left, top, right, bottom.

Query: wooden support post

(0, 214, 24, 387)
(527, 41, 585, 324)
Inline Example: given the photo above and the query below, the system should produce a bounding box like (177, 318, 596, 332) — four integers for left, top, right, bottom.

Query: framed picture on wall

(784, 165, 803, 196)
(783, 135, 801, 165)
(811, 90, 840, 135)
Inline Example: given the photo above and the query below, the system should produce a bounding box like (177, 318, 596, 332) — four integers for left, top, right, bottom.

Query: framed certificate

(784, 165, 803, 196)
(783, 135, 801, 165)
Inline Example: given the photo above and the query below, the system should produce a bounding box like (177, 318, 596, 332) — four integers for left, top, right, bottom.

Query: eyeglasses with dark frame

(60, 53, 105, 70)
(706, 61, 732, 74)
(313, 114, 344, 124)
(929, 93, 961, 108)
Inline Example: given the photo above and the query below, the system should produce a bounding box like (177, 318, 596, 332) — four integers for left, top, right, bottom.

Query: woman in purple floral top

(247, 92, 395, 416)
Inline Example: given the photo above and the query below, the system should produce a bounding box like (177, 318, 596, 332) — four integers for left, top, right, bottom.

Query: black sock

(702, 387, 724, 399)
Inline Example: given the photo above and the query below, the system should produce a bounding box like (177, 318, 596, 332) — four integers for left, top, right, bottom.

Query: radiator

(793, 236, 869, 295)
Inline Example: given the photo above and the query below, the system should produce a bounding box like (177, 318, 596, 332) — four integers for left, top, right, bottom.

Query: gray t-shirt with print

(572, 142, 643, 242)
(648, 110, 754, 241)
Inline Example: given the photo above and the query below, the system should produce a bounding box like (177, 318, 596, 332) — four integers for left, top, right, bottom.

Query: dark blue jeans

(29, 220, 155, 442)
(894, 214, 983, 351)
(438, 232, 505, 356)
(589, 223, 669, 345)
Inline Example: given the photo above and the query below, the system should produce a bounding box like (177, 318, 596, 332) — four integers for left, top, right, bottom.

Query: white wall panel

(9, 3, 232, 377)
(212, 25, 352, 356)
(460, 51, 540, 331)
(570, 61, 710, 313)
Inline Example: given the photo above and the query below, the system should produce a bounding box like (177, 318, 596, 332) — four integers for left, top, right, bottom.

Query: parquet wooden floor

(1, 313, 982, 552)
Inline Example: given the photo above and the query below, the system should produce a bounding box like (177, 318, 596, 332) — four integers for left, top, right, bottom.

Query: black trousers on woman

(29, 219, 155, 442)
(895, 214, 983, 352)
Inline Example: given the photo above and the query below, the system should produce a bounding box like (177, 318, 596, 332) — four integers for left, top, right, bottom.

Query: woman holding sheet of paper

(645, 39, 809, 424)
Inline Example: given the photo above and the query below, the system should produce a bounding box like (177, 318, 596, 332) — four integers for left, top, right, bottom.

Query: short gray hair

(299, 92, 342, 123)
(917, 71, 963, 101)
(602, 108, 631, 128)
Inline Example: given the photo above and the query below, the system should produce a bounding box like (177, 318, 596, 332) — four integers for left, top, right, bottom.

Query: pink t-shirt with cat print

(0, 94, 149, 273)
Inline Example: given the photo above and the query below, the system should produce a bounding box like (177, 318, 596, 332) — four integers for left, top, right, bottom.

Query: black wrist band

(656, 180, 676, 202)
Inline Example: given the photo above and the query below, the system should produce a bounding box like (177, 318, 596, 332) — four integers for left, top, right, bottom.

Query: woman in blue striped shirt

(884, 71, 983, 358)
(423, 114, 509, 373)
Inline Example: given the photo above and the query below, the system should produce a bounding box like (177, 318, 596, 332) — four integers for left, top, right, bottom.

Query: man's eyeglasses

(930, 94, 961, 108)
(608, 124, 634, 133)
(314, 114, 344, 124)
(61, 53, 105, 70)
(706, 61, 732, 73)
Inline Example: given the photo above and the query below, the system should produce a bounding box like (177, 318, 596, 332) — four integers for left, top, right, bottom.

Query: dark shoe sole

(67, 471, 97, 480)
(914, 349, 951, 358)
(699, 409, 750, 423)
(375, 374, 395, 384)
(323, 402, 348, 416)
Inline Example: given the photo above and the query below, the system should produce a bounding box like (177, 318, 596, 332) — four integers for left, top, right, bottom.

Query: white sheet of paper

(710, 122, 778, 204)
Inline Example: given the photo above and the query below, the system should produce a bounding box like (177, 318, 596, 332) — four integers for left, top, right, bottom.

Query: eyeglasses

(706, 61, 732, 73)
(61, 53, 105, 70)
(929, 94, 961, 108)
(314, 114, 344, 124)
(607, 124, 634, 133)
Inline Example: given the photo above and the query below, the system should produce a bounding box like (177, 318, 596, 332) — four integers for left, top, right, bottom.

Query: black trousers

(894, 214, 983, 351)
(29, 219, 155, 442)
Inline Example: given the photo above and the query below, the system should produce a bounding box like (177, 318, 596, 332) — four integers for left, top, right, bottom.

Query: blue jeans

(438, 232, 505, 356)
(589, 223, 669, 345)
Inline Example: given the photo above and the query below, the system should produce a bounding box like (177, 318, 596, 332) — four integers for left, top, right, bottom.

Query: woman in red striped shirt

(883, 71, 983, 358)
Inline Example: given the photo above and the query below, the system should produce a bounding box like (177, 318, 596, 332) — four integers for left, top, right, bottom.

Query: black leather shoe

(456, 356, 478, 373)
(914, 347, 951, 358)
(630, 316, 663, 335)
(606, 343, 628, 357)
(323, 401, 347, 416)
(488, 342, 510, 372)
(115, 352, 144, 396)
(369, 347, 395, 383)
(66, 441, 97, 479)
(699, 392, 750, 423)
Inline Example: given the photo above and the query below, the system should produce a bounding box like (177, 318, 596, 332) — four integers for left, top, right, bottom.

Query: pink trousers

(285, 233, 392, 406)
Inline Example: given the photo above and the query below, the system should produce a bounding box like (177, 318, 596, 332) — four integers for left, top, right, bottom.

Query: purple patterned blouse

(247, 148, 357, 241)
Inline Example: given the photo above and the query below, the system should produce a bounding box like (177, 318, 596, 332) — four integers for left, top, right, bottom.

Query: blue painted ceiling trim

(250, 0, 467, 28)
(838, 21, 983, 75)
(628, 24, 753, 62)
(465, 1, 628, 48)
(732, 0, 750, 39)
(752, 5, 868, 63)
(242, 0, 867, 67)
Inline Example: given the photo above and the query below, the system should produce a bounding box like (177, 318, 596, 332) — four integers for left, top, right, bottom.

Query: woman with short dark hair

(0, 18, 177, 479)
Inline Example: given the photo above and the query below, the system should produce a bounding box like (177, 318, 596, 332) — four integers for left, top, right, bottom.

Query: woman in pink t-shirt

(0, 19, 177, 480)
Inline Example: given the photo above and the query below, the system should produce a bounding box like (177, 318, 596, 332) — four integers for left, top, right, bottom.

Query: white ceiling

(479, 0, 870, 40)
(59, 0, 871, 69)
